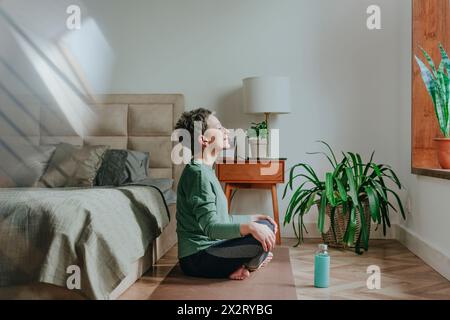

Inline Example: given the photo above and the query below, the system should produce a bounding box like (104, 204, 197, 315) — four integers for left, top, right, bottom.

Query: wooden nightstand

(215, 158, 286, 245)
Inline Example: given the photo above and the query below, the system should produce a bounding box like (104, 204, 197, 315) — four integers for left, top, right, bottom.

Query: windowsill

(412, 167, 450, 180)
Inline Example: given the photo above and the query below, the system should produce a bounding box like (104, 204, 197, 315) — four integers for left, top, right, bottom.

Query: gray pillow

(124, 150, 149, 183)
(0, 145, 56, 187)
(162, 188, 177, 205)
(125, 177, 176, 204)
(95, 149, 128, 186)
(37, 143, 109, 188)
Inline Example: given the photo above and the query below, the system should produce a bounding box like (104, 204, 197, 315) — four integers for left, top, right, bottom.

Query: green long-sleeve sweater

(176, 159, 253, 259)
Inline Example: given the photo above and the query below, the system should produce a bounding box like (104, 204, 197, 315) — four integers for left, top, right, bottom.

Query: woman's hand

(240, 222, 276, 252)
(251, 214, 278, 236)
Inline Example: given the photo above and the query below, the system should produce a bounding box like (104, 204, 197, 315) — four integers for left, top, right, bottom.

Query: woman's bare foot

(229, 266, 250, 280)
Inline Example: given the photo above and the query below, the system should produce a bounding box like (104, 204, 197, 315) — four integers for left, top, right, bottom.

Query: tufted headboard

(3, 94, 185, 189)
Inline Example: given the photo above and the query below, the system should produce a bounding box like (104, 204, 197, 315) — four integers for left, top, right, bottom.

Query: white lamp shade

(243, 76, 291, 114)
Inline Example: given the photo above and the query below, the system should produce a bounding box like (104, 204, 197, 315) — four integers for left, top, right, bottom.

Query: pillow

(94, 149, 150, 186)
(0, 145, 56, 187)
(130, 177, 173, 192)
(146, 178, 176, 205)
(123, 150, 149, 183)
(125, 177, 176, 205)
(162, 188, 177, 205)
(37, 143, 109, 188)
(95, 149, 128, 186)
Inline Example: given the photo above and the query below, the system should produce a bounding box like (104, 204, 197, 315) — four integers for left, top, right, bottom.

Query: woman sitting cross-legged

(174, 108, 277, 280)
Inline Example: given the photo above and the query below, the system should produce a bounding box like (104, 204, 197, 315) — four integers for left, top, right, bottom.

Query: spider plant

(415, 44, 450, 137)
(282, 141, 406, 254)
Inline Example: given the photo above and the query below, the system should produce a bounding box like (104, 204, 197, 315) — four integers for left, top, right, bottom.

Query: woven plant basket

(318, 200, 371, 249)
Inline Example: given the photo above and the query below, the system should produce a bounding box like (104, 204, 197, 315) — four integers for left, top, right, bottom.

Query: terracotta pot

(434, 138, 450, 169)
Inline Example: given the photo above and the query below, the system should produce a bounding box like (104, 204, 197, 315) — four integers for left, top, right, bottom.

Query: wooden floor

(288, 239, 450, 300)
(119, 239, 450, 300)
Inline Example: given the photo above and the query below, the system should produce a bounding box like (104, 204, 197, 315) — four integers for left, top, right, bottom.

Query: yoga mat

(149, 246, 297, 300)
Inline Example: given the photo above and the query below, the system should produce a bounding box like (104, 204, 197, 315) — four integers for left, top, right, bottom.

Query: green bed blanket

(0, 185, 170, 299)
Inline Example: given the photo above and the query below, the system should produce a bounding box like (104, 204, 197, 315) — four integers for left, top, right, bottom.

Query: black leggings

(179, 220, 275, 278)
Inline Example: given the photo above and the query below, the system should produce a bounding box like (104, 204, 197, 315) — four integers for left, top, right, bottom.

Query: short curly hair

(175, 108, 212, 152)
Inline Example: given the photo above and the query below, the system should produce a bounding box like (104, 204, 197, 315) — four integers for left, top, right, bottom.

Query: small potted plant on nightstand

(247, 120, 268, 158)
(282, 141, 406, 254)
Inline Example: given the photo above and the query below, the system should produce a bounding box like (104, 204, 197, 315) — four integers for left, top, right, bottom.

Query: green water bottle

(314, 244, 330, 288)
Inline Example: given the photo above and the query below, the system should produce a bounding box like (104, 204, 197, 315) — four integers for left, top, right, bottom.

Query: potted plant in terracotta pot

(415, 44, 450, 169)
(247, 120, 268, 158)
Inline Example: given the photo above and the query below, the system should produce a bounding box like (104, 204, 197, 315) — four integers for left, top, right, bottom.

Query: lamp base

(264, 112, 270, 157)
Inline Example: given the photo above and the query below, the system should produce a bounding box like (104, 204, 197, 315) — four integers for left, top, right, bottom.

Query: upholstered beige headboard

(0, 93, 184, 283)
(37, 94, 184, 188)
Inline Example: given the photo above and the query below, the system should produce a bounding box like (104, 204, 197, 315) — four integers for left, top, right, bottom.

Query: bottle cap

(318, 244, 328, 251)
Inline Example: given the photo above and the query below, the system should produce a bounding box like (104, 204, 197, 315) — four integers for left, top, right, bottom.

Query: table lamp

(243, 76, 291, 158)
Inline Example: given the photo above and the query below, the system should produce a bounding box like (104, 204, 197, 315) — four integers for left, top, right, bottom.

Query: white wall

(397, 0, 450, 278)
(87, 0, 405, 238)
(0, 0, 406, 239)
(2, 0, 448, 278)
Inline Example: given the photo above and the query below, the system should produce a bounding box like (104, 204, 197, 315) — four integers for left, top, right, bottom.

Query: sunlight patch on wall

(0, 2, 116, 137)
(12, 27, 94, 137)
(58, 18, 115, 96)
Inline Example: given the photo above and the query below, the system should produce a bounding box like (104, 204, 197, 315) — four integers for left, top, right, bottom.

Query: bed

(0, 94, 184, 299)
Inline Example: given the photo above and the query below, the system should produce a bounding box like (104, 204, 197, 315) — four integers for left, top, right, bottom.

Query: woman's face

(205, 114, 230, 151)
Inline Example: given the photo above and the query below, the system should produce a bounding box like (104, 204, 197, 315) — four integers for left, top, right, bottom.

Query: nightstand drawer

(216, 161, 285, 183)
